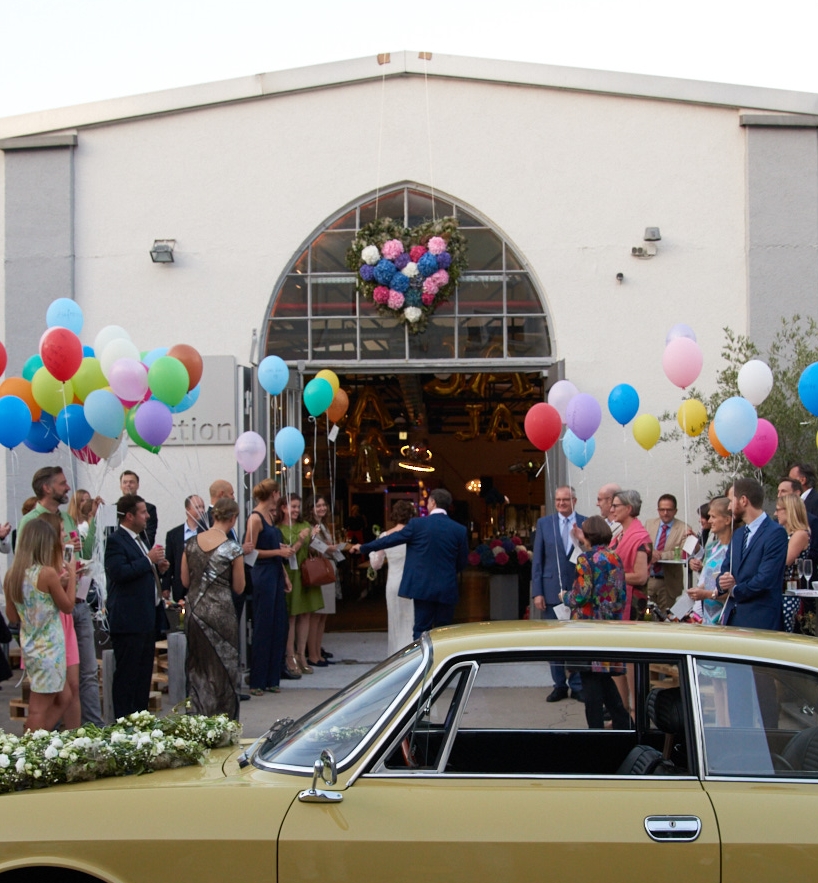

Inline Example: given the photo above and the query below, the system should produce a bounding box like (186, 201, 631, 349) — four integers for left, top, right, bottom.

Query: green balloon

(125, 405, 161, 454)
(31, 367, 74, 417)
(148, 356, 189, 407)
(72, 357, 107, 402)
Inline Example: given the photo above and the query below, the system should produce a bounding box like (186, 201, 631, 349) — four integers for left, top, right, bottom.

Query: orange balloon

(327, 388, 349, 424)
(0, 377, 42, 421)
(708, 420, 730, 458)
(167, 344, 203, 390)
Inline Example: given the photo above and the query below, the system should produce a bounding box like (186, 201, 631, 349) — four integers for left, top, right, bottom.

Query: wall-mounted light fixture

(150, 239, 175, 263)
(465, 478, 482, 494)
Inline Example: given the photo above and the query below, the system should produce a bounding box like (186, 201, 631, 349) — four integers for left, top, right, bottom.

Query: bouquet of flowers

(468, 536, 532, 572)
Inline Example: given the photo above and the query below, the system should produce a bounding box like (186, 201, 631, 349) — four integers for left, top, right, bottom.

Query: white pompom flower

(361, 245, 381, 265)
(404, 307, 422, 323)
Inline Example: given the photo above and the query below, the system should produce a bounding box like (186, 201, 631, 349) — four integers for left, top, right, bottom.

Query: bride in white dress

(368, 500, 416, 656)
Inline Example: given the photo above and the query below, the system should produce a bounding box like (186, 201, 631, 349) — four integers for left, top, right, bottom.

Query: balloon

(713, 396, 758, 453)
(274, 426, 305, 467)
(708, 421, 730, 458)
(142, 346, 169, 367)
(46, 298, 84, 335)
(107, 358, 149, 402)
(72, 357, 107, 402)
(167, 344, 203, 390)
(88, 432, 124, 460)
(55, 404, 94, 449)
(258, 355, 289, 396)
(565, 393, 601, 441)
(0, 377, 41, 421)
(134, 399, 174, 446)
(82, 345, 95, 358)
(39, 326, 83, 382)
(22, 354, 43, 381)
(632, 414, 661, 451)
(523, 402, 562, 451)
(665, 323, 697, 345)
(84, 388, 125, 438)
(562, 429, 596, 469)
(23, 413, 60, 454)
(326, 388, 350, 424)
(737, 359, 774, 407)
(31, 367, 74, 416)
(677, 398, 708, 437)
(743, 418, 778, 468)
(234, 431, 267, 473)
(125, 406, 161, 454)
(547, 380, 579, 422)
(0, 396, 33, 448)
(662, 337, 703, 389)
(798, 363, 818, 417)
(169, 384, 200, 413)
(0, 341, 6, 377)
(607, 384, 639, 426)
(303, 377, 334, 417)
(72, 445, 100, 465)
(147, 356, 189, 407)
(315, 369, 340, 395)
(100, 337, 140, 378)
(94, 325, 131, 360)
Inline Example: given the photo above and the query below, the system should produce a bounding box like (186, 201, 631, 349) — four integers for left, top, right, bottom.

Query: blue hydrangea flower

(405, 290, 422, 307)
(417, 252, 439, 277)
(373, 259, 397, 286)
(390, 272, 410, 293)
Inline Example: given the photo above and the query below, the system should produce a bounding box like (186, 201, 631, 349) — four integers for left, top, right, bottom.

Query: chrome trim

(435, 662, 479, 773)
(362, 771, 699, 781)
(645, 815, 701, 842)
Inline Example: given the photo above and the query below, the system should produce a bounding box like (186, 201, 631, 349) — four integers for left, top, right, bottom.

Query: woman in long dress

(368, 500, 416, 656)
(181, 497, 245, 718)
(305, 495, 342, 667)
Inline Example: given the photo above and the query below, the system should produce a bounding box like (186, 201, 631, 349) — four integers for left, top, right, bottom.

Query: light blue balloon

(46, 298, 84, 335)
(713, 396, 758, 453)
(607, 383, 640, 426)
(84, 388, 125, 438)
(0, 396, 33, 449)
(562, 428, 596, 469)
(274, 425, 305, 467)
(169, 384, 200, 414)
(142, 346, 169, 367)
(798, 362, 818, 417)
(258, 355, 289, 396)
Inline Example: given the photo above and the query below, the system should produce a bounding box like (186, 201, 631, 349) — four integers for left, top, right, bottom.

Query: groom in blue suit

(718, 478, 787, 631)
(533, 486, 586, 701)
(356, 488, 469, 639)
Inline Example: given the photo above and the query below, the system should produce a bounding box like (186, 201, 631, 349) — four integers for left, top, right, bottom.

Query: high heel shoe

(297, 654, 314, 674)
(285, 656, 302, 679)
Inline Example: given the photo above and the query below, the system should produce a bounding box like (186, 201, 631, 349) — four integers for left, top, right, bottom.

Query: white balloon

(88, 431, 125, 460)
(548, 380, 579, 423)
(737, 359, 774, 407)
(93, 324, 131, 359)
(100, 337, 140, 378)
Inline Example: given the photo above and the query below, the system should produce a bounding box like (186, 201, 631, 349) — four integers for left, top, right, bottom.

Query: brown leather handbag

(301, 555, 335, 586)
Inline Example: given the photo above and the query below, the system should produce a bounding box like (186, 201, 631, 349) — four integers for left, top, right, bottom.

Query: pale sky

(1, 0, 817, 120)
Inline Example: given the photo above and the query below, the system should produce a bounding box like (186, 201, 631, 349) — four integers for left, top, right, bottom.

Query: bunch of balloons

(523, 380, 601, 469)
(0, 298, 203, 460)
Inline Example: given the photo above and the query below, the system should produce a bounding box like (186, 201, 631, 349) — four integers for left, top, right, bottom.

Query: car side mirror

(298, 749, 343, 803)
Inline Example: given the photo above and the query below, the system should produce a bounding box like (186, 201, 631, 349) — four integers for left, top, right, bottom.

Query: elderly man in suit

(162, 494, 206, 602)
(532, 485, 586, 702)
(353, 488, 469, 640)
(718, 478, 787, 631)
(645, 494, 693, 613)
(105, 494, 170, 718)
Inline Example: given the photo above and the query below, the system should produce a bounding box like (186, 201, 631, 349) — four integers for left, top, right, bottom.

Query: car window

(695, 657, 818, 778)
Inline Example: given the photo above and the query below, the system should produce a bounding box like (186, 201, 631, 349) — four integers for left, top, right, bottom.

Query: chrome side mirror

(298, 749, 343, 803)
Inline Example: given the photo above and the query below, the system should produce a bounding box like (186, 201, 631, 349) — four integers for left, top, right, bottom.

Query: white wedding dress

(370, 543, 414, 655)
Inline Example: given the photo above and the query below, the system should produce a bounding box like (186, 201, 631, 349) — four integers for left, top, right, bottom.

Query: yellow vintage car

(2, 620, 818, 882)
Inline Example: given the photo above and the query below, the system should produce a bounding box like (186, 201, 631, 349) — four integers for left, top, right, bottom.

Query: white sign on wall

(160, 354, 237, 446)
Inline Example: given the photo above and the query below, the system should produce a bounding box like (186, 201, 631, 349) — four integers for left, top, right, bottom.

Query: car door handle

(644, 816, 701, 842)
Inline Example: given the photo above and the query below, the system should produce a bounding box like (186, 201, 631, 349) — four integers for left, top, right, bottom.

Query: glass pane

(328, 207, 357, 230)
(408, 317, 457, 360)
(359, 191, 406, 226)
(360, 317, 406, 360)
(271, 275, 308, 318)
(507, 274, 543, 314)
(292, 249, 309, 274)
(505, 246, 522, 271)
(310, 319, 358, 359)
(457, 277, 503, 313)
(507, 316, 551, 358)
(407, 190, 454, 228)
(266, 319, 308, 361)
(311, 231, 354, 272)
(311, 278, 357, 317)
(459, 316, 504, 359)
(455, 206, 483, 227)
(463, 228, 503, 270)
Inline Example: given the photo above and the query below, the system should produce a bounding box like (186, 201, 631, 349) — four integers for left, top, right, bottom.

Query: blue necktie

(741, 525, 750, 554)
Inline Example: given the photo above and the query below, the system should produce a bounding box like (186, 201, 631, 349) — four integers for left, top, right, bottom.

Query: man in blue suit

(354, 488, 469, 640)
(718, 478, 787, 631)
(533, 486, 586, 701)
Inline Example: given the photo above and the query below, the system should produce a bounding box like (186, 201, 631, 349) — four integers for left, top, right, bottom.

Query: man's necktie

(137, 536, 163, 604)
(561, 517, 571, 555)
(651, 523, 669, 578)
(741, 525, 750, 554)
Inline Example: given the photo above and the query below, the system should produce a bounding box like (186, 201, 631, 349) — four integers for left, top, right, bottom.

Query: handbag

(301, 555, 335, 587)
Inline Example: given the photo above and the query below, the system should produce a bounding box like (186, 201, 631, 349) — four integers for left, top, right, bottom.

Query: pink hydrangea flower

(421, 291, 436, 306)
(427, 236, 446, 255)
(387, 290, 405, 310)
(468, 551, 481, 566)
(494, 551, 510, 566)
(373, 286, 390, 304)
(409, 245, 427, 263)
(422, 278, 439, 296)
(381, 239, 404, 260)
(430, 269, 449, 287)
(516, 547, 531, 565)
(489, 539, 504, 549)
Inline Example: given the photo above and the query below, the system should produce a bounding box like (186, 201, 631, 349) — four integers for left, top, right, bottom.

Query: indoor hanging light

(399, 443, 435, 473)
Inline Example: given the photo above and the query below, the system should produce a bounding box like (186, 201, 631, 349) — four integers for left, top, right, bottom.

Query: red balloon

(72, 445, 100, 464)
(40, 327, 83, 382)
(0, 341, 7, 376)
(524, 402, 562, 452)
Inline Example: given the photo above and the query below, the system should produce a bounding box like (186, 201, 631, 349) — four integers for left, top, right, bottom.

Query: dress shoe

(321, 648, 333, 659)
(307, 658, 329, 667)
(239, 693, 251, 701)
(546, 687, 569, 702)
(570, 689, 585, 703)
(280, 667, 301, 680)
(297, 655, 314, 674)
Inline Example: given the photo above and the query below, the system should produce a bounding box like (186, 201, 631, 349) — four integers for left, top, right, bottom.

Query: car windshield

(255, 641, 427, 770)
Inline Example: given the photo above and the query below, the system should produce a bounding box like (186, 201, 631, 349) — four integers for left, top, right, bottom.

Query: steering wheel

(400, 737, 419, 769)
(771, 753, 794, 772)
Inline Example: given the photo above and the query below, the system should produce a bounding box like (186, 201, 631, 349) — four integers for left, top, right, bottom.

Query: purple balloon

(665, 323, 697, 345)
(134, 399, 174, 447)
(565, 393, 602, 441)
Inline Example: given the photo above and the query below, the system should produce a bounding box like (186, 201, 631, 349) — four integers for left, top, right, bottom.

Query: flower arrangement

(0, 709, 241, 794)
(346, 216, 468, 334)
(468, 536, 532, 572)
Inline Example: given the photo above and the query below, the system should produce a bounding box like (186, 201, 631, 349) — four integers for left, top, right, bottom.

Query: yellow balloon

(72, 357, 107, 402)
(315, 369, 339, 395)
(632, 413, 661, 451)
(31, 367, 75, 416)
(677, 398, 708, 437)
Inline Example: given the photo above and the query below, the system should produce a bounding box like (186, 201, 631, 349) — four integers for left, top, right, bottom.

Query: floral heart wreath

(346, 216, 468, 334)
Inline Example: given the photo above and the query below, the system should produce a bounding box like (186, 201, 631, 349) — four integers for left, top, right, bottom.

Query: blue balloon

(55, 404, 95, 449)
(0, 396, 33, 449)
(82, 345, 95, 358)
(84, 389, 125, 438)
(169, 384, 201, 413)
(24, 413, 60, 453)
(258, 355, 289, 396)
(46, 298, 84, 335)
(607, 384, 640, 426)
(142, 346, 169, 367)
(713, 396, 758, 453)
(562, 428, 596, 469)
(798, 363, 818, 417)
(274, 426, 305, 468)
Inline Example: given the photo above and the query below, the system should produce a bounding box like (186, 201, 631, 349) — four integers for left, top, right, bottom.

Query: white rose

(33, 770, 42, 778)
(44, 746, 59, 760)
(16, 757, 26, 773)
(151, 729, 163, 739)
(361, 245, 380, 265)
(51, 737, 63, 749)
(0, 754, 9, 768)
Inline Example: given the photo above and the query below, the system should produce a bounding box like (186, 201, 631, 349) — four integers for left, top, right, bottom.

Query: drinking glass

(797, 558, 805, 590)
(803, 558, 813, 587)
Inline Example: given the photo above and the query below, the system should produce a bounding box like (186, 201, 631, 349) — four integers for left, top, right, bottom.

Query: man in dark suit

(120, 470, 158, 547)
(353, 488, 469, 639)
(161, 494, 206, 602)
(719, 478, 787, 631)
(532, 486, 587, 702)
(105, 494, 170, 718)
(779, 477, 818, 572)
(788, 463, 818, 518)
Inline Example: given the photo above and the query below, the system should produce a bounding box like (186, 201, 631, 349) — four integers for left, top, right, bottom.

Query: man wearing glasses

(596, 483, 622, 538)
(645, 494, 692, 613)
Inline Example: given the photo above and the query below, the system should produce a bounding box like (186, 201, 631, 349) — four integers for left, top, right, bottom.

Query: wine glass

(803, 558, 813, 589)
(796, 558, 805, 590)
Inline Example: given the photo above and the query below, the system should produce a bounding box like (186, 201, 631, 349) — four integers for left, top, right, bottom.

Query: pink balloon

(547, 380, 579, 423)
(662, 338, 703, 389)
(107, 358, 149, 403)
(235, 430, 267, 473)
(743, 418, 778, 468)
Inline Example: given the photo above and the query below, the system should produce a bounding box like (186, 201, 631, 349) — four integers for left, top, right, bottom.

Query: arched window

(264, 185, 552, 369)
